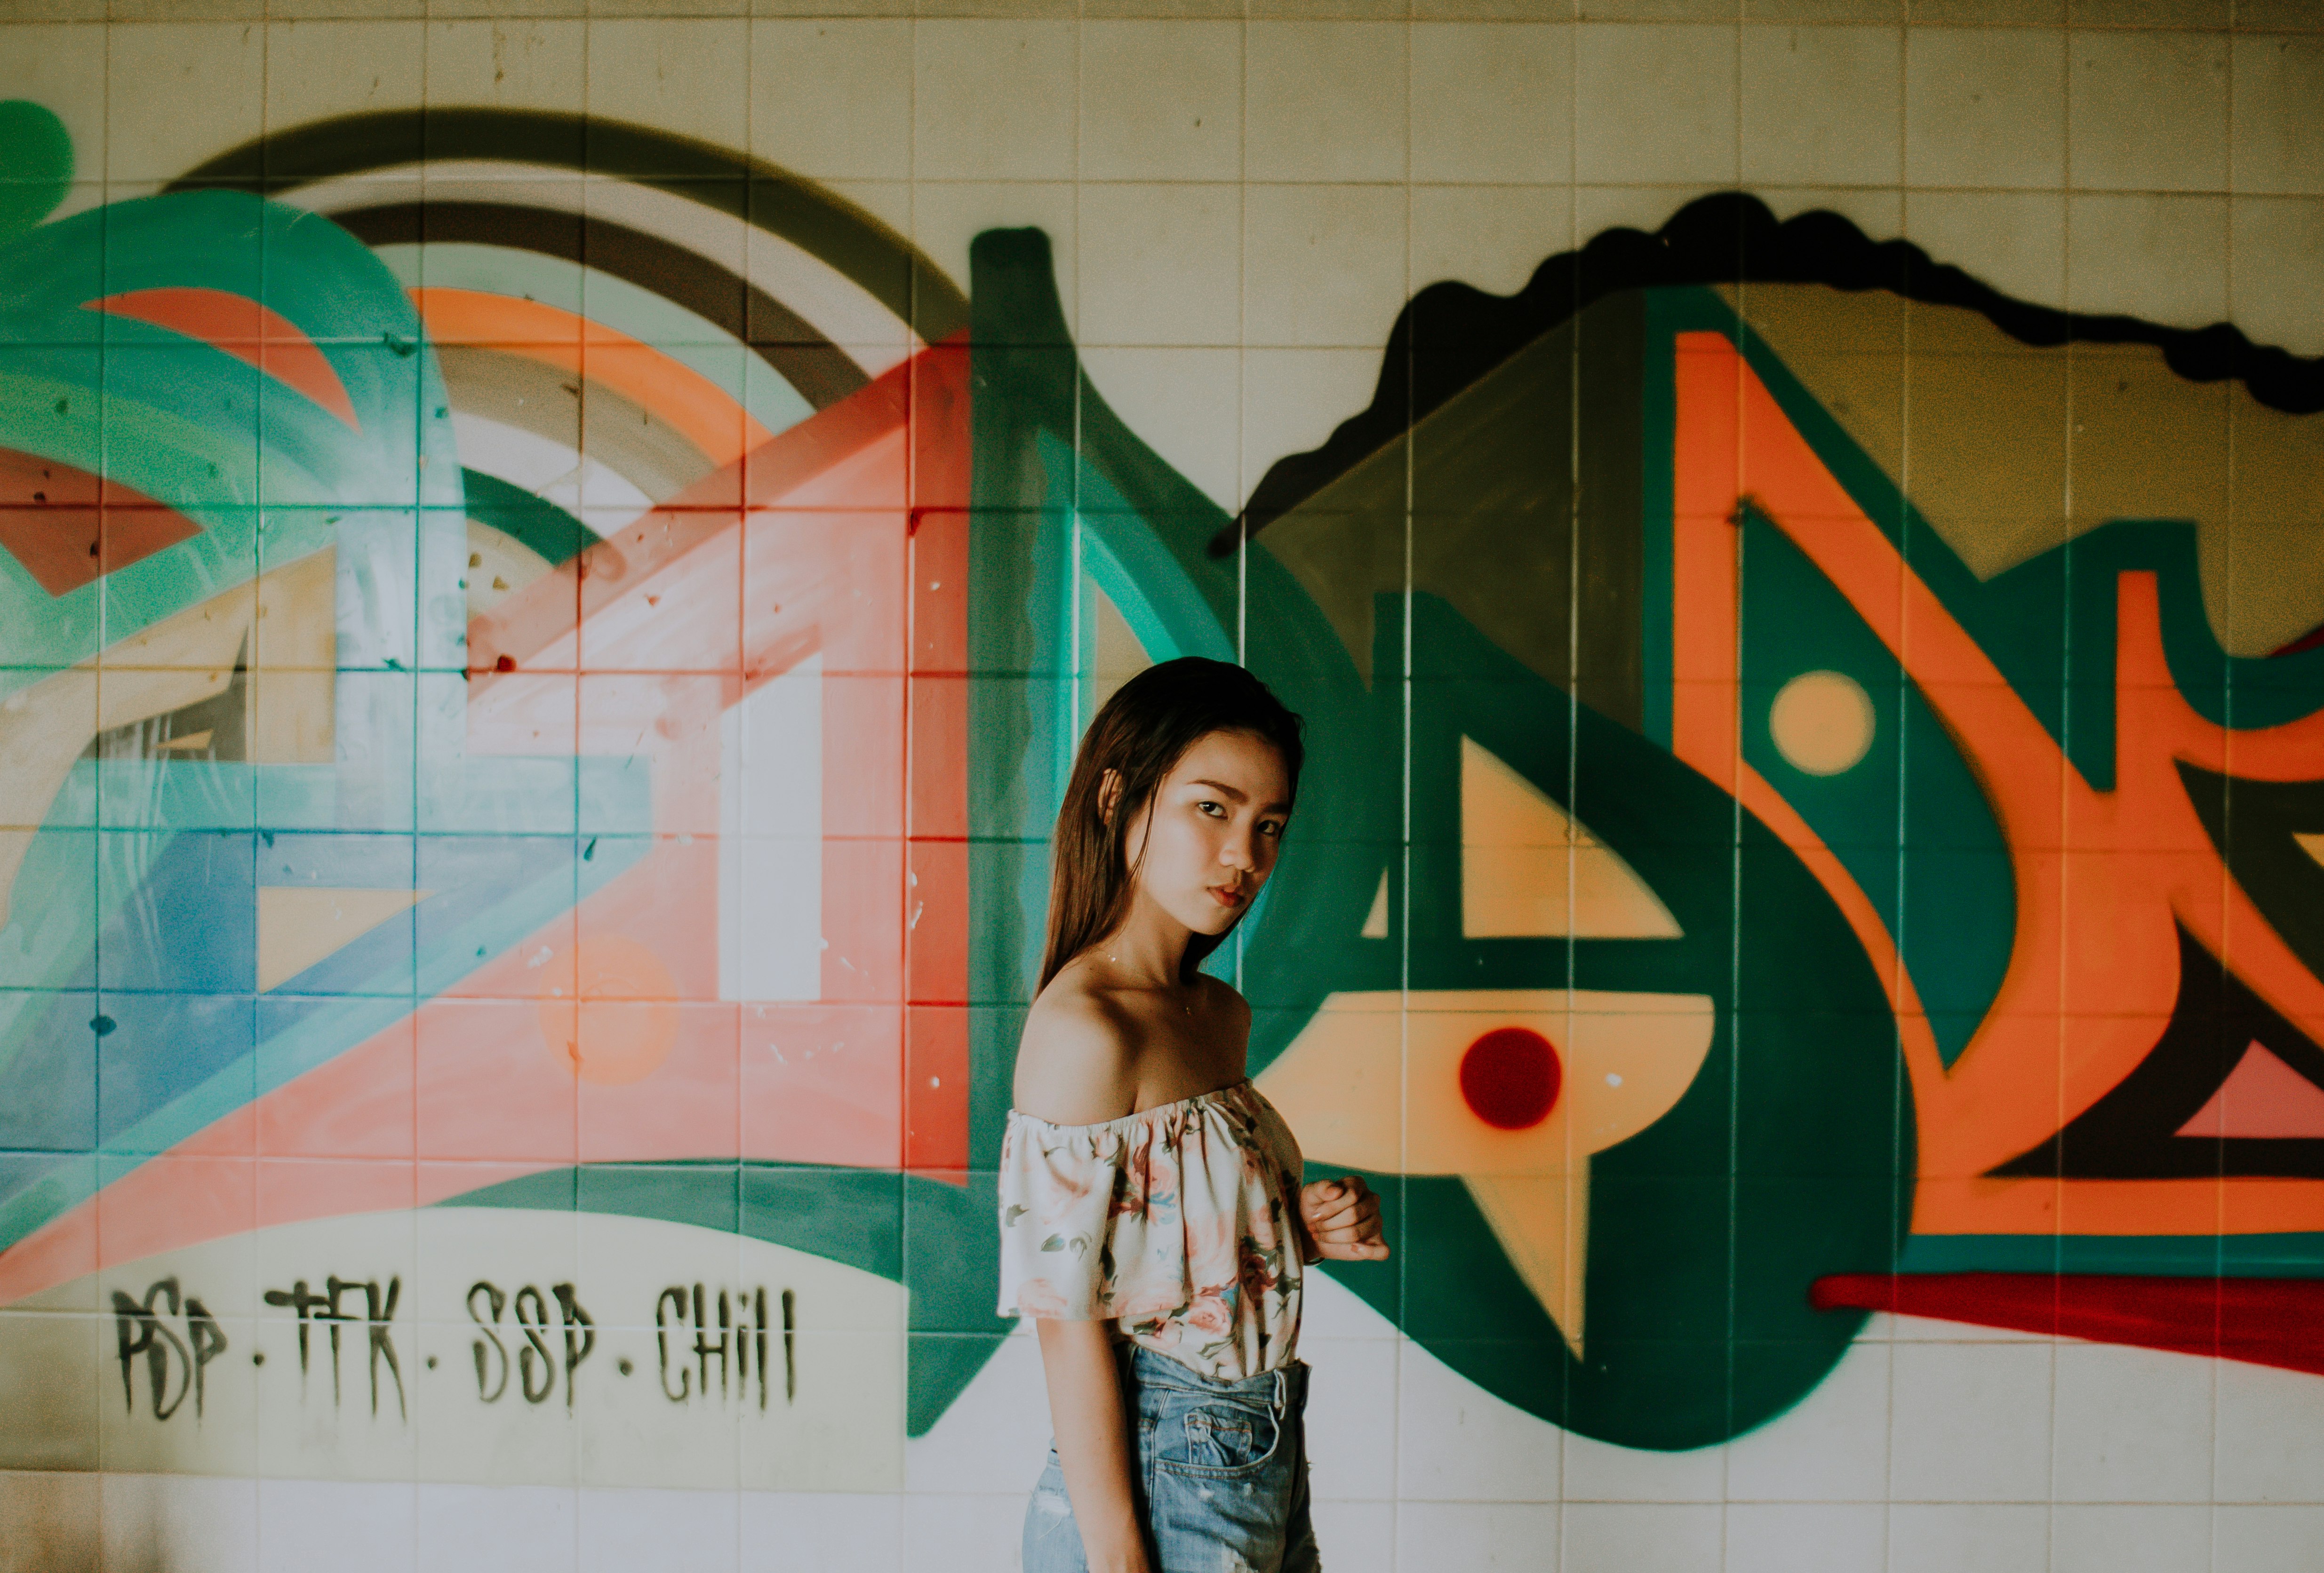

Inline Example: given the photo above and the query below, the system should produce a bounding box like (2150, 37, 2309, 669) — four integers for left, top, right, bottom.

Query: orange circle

(537, 935, 681, 1086)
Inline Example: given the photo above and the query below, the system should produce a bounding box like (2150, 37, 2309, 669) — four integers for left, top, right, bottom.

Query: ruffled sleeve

(994, 1083, 1305, 1379)
(996, 1110, 1184, 1322)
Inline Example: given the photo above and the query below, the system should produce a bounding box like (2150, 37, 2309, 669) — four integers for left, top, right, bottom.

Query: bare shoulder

(1012, 961, 1143, 1125)
(1193, 972, 1253, 1036)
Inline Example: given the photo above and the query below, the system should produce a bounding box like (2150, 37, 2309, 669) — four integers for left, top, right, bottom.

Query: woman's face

(1118, 729, 1294, 938)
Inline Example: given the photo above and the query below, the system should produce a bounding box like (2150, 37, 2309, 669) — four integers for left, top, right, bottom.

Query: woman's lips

(1208, 885, 1247, 907)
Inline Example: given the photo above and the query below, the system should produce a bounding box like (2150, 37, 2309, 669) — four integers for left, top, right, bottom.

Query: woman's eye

(1197, 801, 1226, 818)
(1259, 821, 1284, 839)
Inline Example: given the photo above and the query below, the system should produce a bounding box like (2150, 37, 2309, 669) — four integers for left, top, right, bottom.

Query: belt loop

(1272, 1368, 1285, 1414)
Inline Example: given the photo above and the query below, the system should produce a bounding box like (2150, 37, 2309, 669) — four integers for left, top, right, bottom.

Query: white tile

(2231, 195, 2324, 358)
(2054, 1504, 2214, 1573)
(1411, 23, 1573, 185)
(1410, 185, 1576, 294)
(1852, 1311, 1901, 1344)
(1904, 27, 2067, 190)
(1242, 183, 1407, 346)
(2052, 1341, 2215, 1503)
(1081, 347, 1243, 512)
(424, 20, 586, 117)
(1575, 24, 1739, 186)
(1397, 1500, 1561, 1572)
(575, 1486, 737, 1573)
(1081, 19, 1243, 183)
(750, 21, 912, 182)
(2217, 1506, 2324, 1573)
(1726, 1502, 1886, 1573)
(1246, 22, 1409, 183)
(1563, 1430, 1726, 1504)
(912, 182, 1078, 332)
(2069, 31, 2229, 193)
(102, 1474, 259, 1573)
(2236, 35, 2324, 199)
(902, 1327, 1049, 1495)
(584, 20, 748, 161)
(105, 22, 265, 183)
(257, 1480, 416, 1573)
(1302, 1266, 1404, 1341)
(1303, 1335, 1401, 1503)
(1903, 189, 2067, 306)
(0, 24, 105, 185)
(913, 21, 1077, 183)
(899, 1491, 1022, 1573)
(1563, 1503, 1722, 1573)
(1312, 1498, 1398, 1573)
(416, 1483, 575, 1573)
(1239, 348, 1385, 505)
(1741, 25, 1903, 188)
(264, 21, 423, 135)
(2067, 192, 2230, 326)
(1725, 1338, 1891, 1502)
(1889, 1504, 2049, 1573)
(1077, 183, 1242, 347)
(2216, 1360, 2324, 1503)
(1396, 1336, 1563, 1504)
(1888, 1340, 2053, 1501)
(740, 1489, 902, 1573)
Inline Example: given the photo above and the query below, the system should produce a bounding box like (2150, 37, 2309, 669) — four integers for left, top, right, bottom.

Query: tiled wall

(2, 2, 2324, 1570)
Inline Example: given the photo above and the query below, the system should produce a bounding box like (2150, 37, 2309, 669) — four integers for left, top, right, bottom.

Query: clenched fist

(1300, 1175, 1390, 1262)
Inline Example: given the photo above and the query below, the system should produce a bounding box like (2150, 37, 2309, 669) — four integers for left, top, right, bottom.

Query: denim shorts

(1022, 1343, 1319, 1573)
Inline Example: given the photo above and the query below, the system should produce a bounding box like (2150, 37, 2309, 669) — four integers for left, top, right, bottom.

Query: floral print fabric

(997, 1079, 1307, 1382)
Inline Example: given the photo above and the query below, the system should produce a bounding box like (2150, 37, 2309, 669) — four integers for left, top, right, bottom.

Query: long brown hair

(1038, 658, 1305, 993)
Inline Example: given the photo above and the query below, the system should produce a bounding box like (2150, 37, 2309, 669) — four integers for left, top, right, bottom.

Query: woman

(999, 657, 1390, 1573)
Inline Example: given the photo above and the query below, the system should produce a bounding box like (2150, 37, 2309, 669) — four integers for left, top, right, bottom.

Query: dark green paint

(0, 100, 72, 243)
(463, 467, 599, 567)
(1735, 504, 2015, 1067)
(966, 231, 1911, 1449)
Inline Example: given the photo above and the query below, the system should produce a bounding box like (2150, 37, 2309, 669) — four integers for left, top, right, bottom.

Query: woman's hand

(1301, 1175, 1390, 1261)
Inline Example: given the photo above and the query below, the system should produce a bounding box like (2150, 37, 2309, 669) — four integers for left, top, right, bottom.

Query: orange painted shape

(0, 448, 202, 596)
(86, 288, 359, 429)
(1671, 329, 2324, 1238)
(409, 286, 770, 467)
(742, 1002, 905, 1169)
(2179, 1043, 2324, 1139)
(467, 348, 917, 681)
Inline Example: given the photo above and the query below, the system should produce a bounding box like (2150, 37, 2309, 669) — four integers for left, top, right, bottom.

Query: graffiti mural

(5, 80, 2324, 1526)
(0, 101, 993, 1486)
(969, 202, 2324, 1446)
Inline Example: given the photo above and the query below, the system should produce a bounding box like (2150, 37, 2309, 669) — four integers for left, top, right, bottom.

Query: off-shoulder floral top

(997, 1078, 1307, 1382)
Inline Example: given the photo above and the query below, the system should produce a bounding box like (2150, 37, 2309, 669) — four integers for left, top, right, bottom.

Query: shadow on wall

(0, 97, 2321, 1480)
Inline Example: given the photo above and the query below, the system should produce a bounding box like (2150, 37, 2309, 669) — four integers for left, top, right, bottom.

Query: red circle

(1459, 1027, 1563, 1130)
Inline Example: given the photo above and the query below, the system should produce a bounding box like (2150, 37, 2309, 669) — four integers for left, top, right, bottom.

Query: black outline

(167, 108, 965, 342)
(330, 202, 869, 410)
(1990, 923, 2324, 1180)
(1215, 191, 2324, 557)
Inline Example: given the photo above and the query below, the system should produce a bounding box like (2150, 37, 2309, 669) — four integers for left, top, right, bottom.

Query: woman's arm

(1036, 1318, 1151, 1573)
